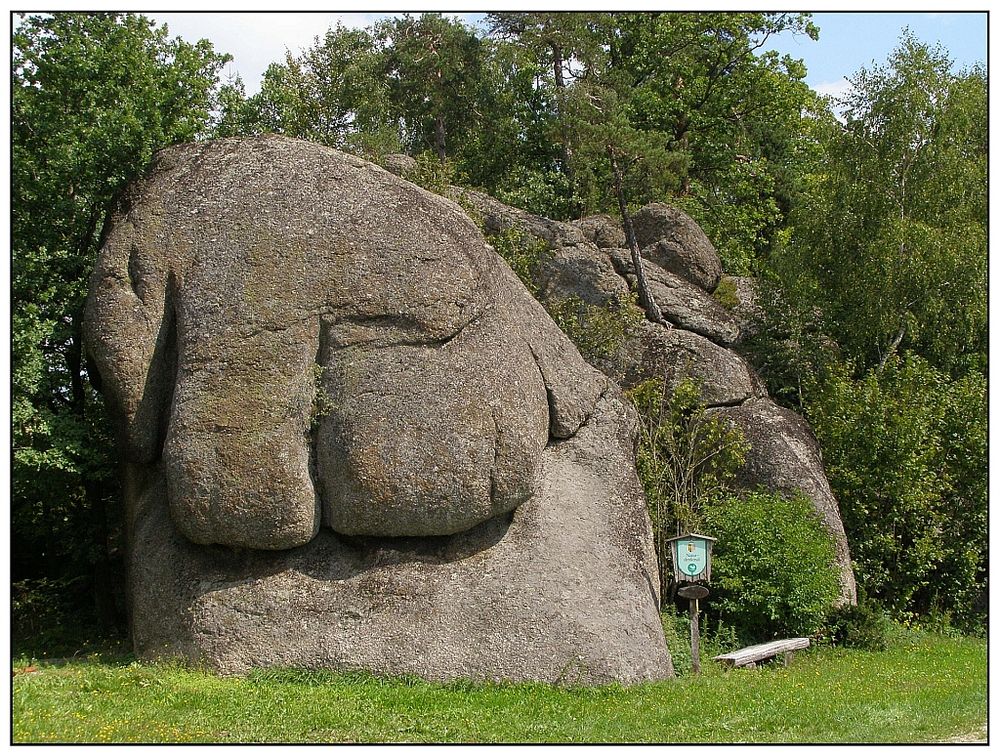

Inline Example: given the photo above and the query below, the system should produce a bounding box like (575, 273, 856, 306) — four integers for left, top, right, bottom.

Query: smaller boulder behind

(630, 204, 723, 293)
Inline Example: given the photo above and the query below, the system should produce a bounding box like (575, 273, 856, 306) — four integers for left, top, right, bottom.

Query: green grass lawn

(13, 628, 985, 744)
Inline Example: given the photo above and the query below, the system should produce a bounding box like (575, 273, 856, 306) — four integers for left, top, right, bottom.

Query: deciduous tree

(12, 12, 229, 629)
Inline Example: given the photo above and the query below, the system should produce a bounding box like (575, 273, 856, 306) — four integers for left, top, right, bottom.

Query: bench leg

(783, 651, 795, 667)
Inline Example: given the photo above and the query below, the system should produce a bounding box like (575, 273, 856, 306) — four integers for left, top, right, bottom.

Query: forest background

(10, 11, 988, 649)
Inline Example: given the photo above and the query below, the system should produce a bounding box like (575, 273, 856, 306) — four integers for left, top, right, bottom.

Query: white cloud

(149, 13, 394, 94)
(813, 77, 853, 101)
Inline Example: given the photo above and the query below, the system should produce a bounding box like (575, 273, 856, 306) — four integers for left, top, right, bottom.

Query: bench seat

(713, 637, 810, 668)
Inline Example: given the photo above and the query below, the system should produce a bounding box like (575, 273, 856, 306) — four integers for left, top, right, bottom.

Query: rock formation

(453, 189, 858, 606)
(84, 136, 672, 682)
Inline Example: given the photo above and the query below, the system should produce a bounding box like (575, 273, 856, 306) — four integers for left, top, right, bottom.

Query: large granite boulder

(630, 204, 723, 292)
(708, 398, 857, 605)
(84, 135, 671, 682)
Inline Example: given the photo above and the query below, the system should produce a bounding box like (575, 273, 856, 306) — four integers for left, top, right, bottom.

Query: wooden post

(677, 583, 709, 677)
(690, 597, 701, 675)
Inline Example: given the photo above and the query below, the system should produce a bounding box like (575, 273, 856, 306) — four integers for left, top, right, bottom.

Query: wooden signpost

(667, 533, 716, 675)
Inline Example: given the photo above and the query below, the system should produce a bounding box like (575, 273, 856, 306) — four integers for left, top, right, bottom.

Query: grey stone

(707, 398, 858, 606)
(726, 275, 763, 342)
(571, 214, 626, 249)
(535, 243, 632, 309)
(381, 153, 417, 177)
(630, 204, 723, 292)
(126, 388, 672, 683)
(617, 321, 759, 407)
(448, 186, 587, 248)
(85, 135, 670, 681)
(608, 249, 740, 345)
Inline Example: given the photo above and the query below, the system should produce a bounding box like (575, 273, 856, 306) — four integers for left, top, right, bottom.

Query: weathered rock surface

(608, 249, 740, 345)
(707, 398, 857, 605)
(618, 322, 758, 407)
(571, 214, 626, 249)
(127, 388, 672, 683)
(85, 135, 671, 681)
(630, 204, 723, 292)
(380, 152, 417, 178)
(535, 244, 632, 309)
(449, 186, 587, 248)
(725, 275, 763, 341)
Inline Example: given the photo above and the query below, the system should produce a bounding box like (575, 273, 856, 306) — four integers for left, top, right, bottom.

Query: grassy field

(13, 627, 985, 744)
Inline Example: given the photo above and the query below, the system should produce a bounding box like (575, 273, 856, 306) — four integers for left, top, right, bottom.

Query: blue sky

(765, 12, 987, 98)
(145, 11, 987, 98)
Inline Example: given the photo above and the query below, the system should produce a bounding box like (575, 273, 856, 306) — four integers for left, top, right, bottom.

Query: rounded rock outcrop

(631, 204, 723, 292)
(84, 135, 671, 683)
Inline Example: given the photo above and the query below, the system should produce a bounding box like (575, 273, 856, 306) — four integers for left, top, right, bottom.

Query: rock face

(620, 323, 759, 408)
(608, 249, 740, 345)
(630, 203, 723, 292)
(380, 152, 417, 178)
(571, 214, 626, 249)
(453, 190, 857, 605)
(84, 135, 671, 682)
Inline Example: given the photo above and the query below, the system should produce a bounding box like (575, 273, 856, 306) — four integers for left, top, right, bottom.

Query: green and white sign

(675, 537, 709, 579)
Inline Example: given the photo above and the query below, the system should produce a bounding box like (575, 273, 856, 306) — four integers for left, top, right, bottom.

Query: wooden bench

(713, 637, 810, 669)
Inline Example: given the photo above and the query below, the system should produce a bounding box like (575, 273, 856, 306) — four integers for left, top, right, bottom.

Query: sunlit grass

(13, 628, 985, 744)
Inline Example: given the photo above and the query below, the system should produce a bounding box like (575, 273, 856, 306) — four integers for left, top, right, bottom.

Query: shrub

(824, 601, 893, 651)
(493, 165, 579, 221)
(804, 353, 987, 631)
(627, 378, 749, 602)
(485, 226, 550, 294)
(702, 490, 842, 643)
(545, 295, 644, 365)
(711, 277, 740, 311)
(407, 151, 462, 195)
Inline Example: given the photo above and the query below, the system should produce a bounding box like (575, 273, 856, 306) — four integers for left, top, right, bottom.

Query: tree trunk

(551, 42, 574, 184)
(608, 146, 666, 325)
(434, 114, 446, 162)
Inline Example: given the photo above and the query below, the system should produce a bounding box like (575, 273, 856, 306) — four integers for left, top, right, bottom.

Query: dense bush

(805, 353, 987, 631)
(484, 226, 551, 294)
(546, 295, 644, 366)
(628, 378, 749, 602)
(702, 490, 842, 642)
(823, 600, 893, 651)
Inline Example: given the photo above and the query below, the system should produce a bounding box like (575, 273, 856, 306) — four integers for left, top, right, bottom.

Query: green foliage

(804, 354, 987, 630)
(216, 24, 399, 157)
(702, 491, 842, 642)
(629, 379, 749, 532)
(711, 277, 740, 311)
(545, 296, 643, 365)
(377, 14, 488, 161)
(12, 12, 230, 626)
(824, 601, 893, 651)
(627, 379, 749, 600)
(671, 164, 781, 276)
(484, 227, 550, 293)
(406, 151, 462, 195)
(492, 166, 579, 220)
(772, 34, 986, 377)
